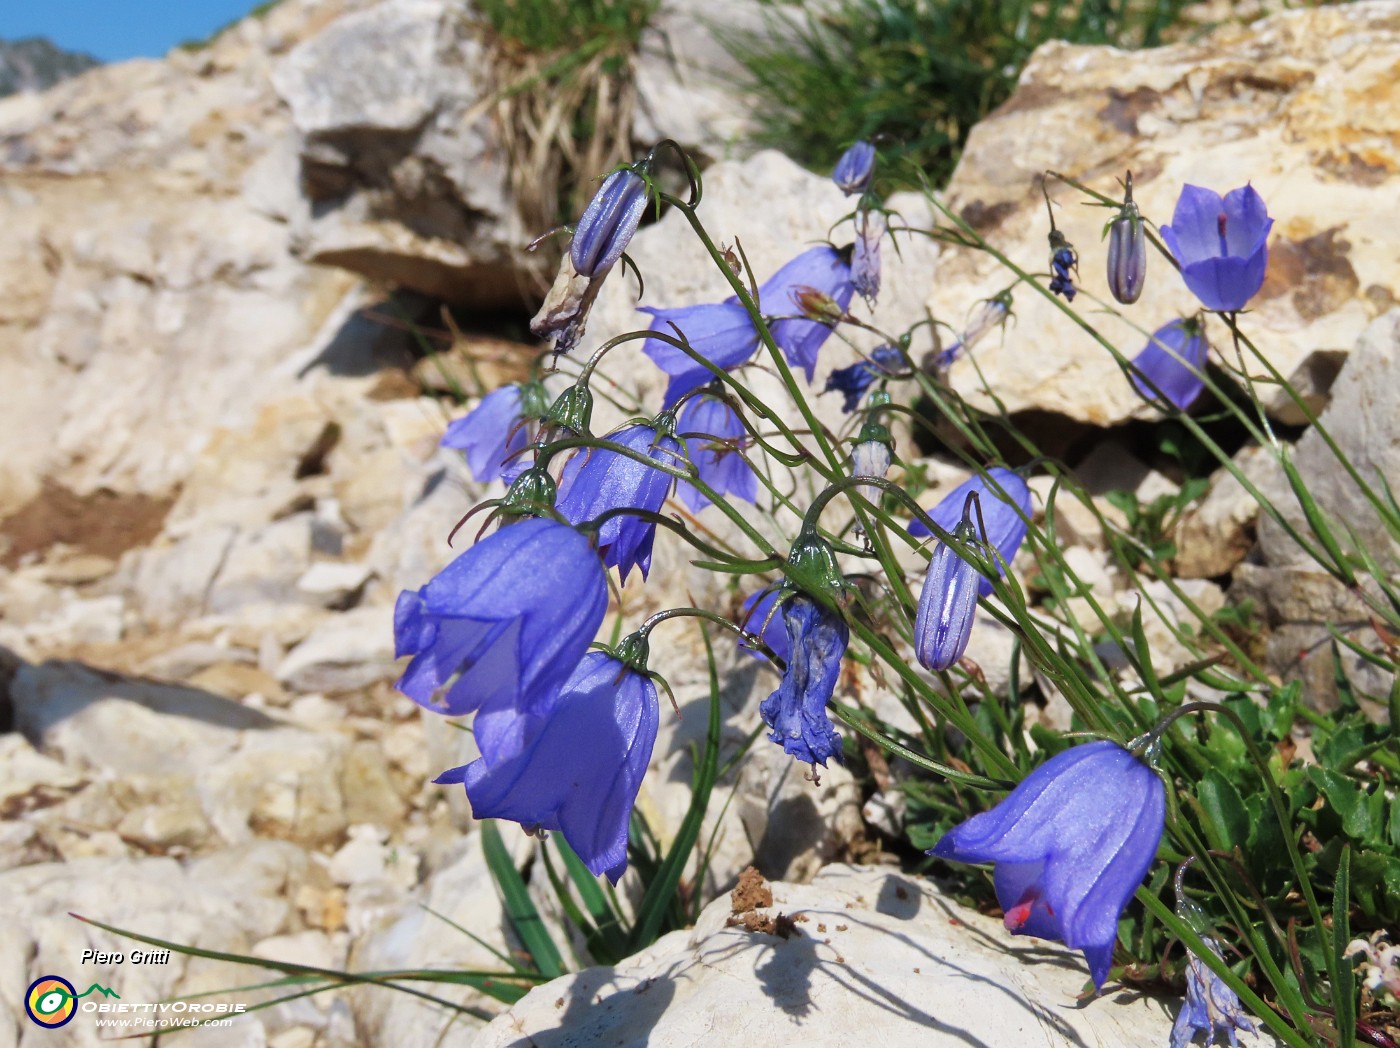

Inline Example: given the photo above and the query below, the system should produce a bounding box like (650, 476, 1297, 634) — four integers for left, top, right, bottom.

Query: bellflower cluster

(824, 345, 903, 412)
(441, 382, 548, 484)
(1160, 184, 1272, 313)
(911, 467, 1031, 596)
(1130, 318, 1208, 411)
(758, 593, 847, 767)
(437, 650, 659, 884)
(930, 741, 1166, 988)
(556, 420, 682, 581)
(675, 394, 758, 512)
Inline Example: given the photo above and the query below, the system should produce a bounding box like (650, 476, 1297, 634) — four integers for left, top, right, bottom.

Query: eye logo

(25, 976, 77, 1029)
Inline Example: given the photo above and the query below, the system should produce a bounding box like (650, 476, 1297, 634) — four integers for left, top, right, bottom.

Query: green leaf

(1332, 846, 1356, 1048)
(480, 820, 564, 978)
(556, 836, 630, 962)
(1306, 767, 1377, 841)
(1197, 768, 1250, 854)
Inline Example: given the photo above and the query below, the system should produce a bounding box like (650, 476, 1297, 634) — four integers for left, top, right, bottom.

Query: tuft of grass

(477, 0, 656, 54)
(721, 0, 1240, 187)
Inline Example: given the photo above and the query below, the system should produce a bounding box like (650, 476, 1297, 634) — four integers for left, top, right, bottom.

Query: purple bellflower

(852, 209, 886, 306)
(441, 383, 546, 484)
(914, 513, 981, 671)
(436, 651, 658, 883)
(929, 740, 1166, 989)
(393, 517, 608, 720)
(1130, 318, 1208, 411)
(1171, 936, 1258, 1048)
(824, 344, 903, 412)
(570, 168, 649, 278)
(739, 587, 791, 664)
(910, 467, 1031, 596)
(675, 394, 757, 512)
(832, 140, 877, 196)
(764, 246, 856, 381)
(1160, 184, 1272, 313)
(556, 422, 682, 582)
(758, 594, 847, 767)
(640, 300, 762, 407)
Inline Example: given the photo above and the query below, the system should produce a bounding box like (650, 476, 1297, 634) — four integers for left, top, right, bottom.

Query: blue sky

(0, 1, 268, 62)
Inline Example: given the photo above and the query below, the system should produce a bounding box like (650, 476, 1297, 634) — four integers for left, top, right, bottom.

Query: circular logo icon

(25, 976, 77, 1028)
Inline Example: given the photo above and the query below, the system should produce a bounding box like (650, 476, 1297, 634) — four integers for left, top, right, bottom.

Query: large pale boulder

(931, 0, 1400, 427)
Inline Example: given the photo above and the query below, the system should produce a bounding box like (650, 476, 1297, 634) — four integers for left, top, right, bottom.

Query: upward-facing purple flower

(762, 246, 855, 381)
(556, 423, 682, 582)
(1160, 184, 1272, 313)
(1170, 936, 1257, 1048)
(640, 300, 761, 407)
(929, 740, 1166, 989)
(570, 168, 649, 278)
(436, 651, 658, 883)
(910, 467, 1031, 596)
(675, 395, 757, 512)
(393, 518, 607, 719)
(1130, 318, 1208, 411)
(832, 140, 877, 196)
(739, 587, 791, 664)
(759, 594, 847, 767)
(441, 385, 534, 484)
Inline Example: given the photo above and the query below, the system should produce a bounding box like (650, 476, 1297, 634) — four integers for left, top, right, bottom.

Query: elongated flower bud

(1106, 175, 1146, 304)
(570, 167, 649, 278)
(914, 517, 981, 671)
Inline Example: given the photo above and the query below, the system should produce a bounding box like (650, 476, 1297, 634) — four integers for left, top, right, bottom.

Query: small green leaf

(1197, 768, 1250, 854)
(480, 820, 564, 978)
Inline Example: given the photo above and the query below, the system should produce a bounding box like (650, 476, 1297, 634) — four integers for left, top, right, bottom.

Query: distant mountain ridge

(0, 37, 100, 97)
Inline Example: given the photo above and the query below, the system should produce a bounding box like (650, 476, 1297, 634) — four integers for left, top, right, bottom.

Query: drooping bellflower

(763, 246, 856, 381)
(739, 587, 791, 664)
(852, 209, 885, 306)
(674, 394, 758, 512)
(759, 594, 847, 767)
(393, 517, 608, 720)
(1160, 184, 1272, 313)
(832, 140, 876, 196)
(910, 467, 1031, 596)
(436, 650, 658, 883)
(1130, 318, 1208, 411)
(824, 344, 903, 412)
(1170, 936, 1258, 1048)
(531, 163, 652, 354)
(929, 740, 1166, 989)
(914, 510, 982, 671)
(1106, 175, 1147, 305)
(441, 382, 547, 484)
(556, 422, 682, 582)
(850, 417, 894, 536)
(640, 300, 761, 407)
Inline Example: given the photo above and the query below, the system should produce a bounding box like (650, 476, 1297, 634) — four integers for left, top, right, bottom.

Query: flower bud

(792, 285, 848, 325)
(913, 516, 981, 671)
(850, 421, 894, 535)
(1048, 231, 1079, 302)
(852, 209, 886, 305)
(570, 167, 650, 278)
(1106, 175, 1146, 304)
(832, 140, 877, 196)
